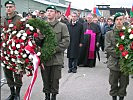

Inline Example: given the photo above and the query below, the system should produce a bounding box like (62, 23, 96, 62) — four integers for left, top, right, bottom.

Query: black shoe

(45, 93, 50, 100)
(6, 87, 15, 100)
(72, 69, 77, 73)
(119, 96, 124, 100)
(51, 94, 56, 100)
(68, 69, 72, 73)
(14, 95, 20, 100)
(112, 96, 117, 100)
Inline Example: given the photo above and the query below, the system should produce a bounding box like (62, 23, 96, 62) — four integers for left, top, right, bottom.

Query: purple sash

(84, 29, 96, 59)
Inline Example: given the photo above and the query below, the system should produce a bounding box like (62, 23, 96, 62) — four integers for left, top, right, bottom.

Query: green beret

(5, 0, 15, 6)
(46, 5, 56, 11)
(114, 12, 124, 22)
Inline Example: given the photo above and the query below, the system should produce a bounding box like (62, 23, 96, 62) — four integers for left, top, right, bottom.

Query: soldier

(105, 12, 129, 100)
(40, 5, 70, 100)
(3, 0, 22, 100)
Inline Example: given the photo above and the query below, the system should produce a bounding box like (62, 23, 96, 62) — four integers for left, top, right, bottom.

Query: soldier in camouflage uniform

(40, 5, 70, 100)
(3, 0, 22, 100)
(105, 12, 129, 100)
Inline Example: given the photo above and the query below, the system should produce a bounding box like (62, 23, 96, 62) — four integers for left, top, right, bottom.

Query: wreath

(27, 18, 57, 63)
(1, 18, 57, 76)
(115, 26, 133, 74)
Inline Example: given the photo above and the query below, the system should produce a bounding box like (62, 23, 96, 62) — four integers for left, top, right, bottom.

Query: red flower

(130, 42, 133, 50)
(18, 49, 23, 53)
(26, 29, 31, 35)
(119, 32, 124, 37)
(33, 32, 38, 38)
(27, 72, 33, 77)
(6, 50, 10, 54)
(12, 63, 17, 67)
(18, 55, 22, 58)
(13, 36, 17, 39)
(122, 50, 128, 57)
(8, 40, 12, 45)
(21, 26, 25, 30)
(27, 65, 33, 69)
(25, 58, 29, 63)
(12, 46, 16, 50)
(20, 44, 25, 49)
(19, 39, 24, 43)
(119, 44, 124, 51)
(15, 39, 19, 44)
(13, 26, 17, 30)
(131, 30, 133, 34)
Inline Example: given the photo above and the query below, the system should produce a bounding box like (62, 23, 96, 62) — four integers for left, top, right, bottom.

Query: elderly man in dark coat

(78, 13, 101, 67)
(67, 12, 83, 73)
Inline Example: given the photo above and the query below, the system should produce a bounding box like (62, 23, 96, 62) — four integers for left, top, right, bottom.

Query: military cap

(40, 10, 45, 14)
(114, 12, 124, 22)
(5, 0, 15, 6)
(46, 5, 56, 11)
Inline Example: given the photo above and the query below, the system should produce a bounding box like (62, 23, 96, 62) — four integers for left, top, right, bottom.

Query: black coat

(67, 21, 83, 58)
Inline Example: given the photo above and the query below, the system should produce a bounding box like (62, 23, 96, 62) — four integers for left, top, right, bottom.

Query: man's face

(115, 16, 124, 27)
(87, 16, 93, 23)
(71, 13, 78, 22)
(107, 20, 113, 25)
(6, 4, 16, 14)
(46, 9, 56, 19)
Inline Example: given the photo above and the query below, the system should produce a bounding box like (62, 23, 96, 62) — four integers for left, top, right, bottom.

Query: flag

(93, 7, 102, 16)
(130, 3, 133, 17)
(65, 3, 71, 17)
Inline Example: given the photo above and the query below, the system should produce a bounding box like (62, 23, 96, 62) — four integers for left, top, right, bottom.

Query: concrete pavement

(1, 51, 133, 100)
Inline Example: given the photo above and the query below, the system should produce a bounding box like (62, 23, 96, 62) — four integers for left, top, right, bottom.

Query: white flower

(1, 33, 4, 36)
(21, 36, 26, 40)
(125, 54, 129, 59)
(28, 41, 33, 46)
(131, 25, 133, 28)
(6, 66, 10, 69)
(23, 32, 27, 37)
(5, 56, 9, 60)
(121, 35, 125, 40)
(28, 55, 33, 60)
(26, 24, 30, 27)
(16, 32, 21, 38)
(129, 34, 133, 39)
(128, 29, 132, 33)
(12, 42, 15, 47)
(29, 26, 34, 31)
(20, 18, 26, 22)
(12, 31, 17, 35)
(14, 50, 19, 55)
(2, 43, 6, 47)
(11, 58, 16, 62)
(11, 51, 14, 54)
(17, 60, 22, 63)
(4, 51, 6, 54)
(25, 50, 30, 54)
(22, 54, 27, 58)
(6, 29, 11, 33)
(7, 40, 9, 44)
(9, 24, 14, 27)
(9, 46, 12, 50)
(1, 63, 5, 67)
(19, 30, 25, 33)
(37, 52, 41, 56)
(16, 44, 20, 48)
(122, 26, 126, 30)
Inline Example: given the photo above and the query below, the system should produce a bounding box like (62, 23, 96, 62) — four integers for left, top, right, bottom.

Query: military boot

(112, 96, 117, 100)
(6, 87, 15, 100)
(14, 87, 21, 100)
(45, 93, 50, 100)
(119, 97, 124, 100)
(51, 94, 56, 100)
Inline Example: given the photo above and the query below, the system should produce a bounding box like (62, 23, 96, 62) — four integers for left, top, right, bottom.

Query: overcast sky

(66, 0, 132, 10)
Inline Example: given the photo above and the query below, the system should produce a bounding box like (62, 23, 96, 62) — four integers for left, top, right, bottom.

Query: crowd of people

(1, 0, 133, 100)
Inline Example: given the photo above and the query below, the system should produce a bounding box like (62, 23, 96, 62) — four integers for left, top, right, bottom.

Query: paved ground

(1, 51, 133, 100)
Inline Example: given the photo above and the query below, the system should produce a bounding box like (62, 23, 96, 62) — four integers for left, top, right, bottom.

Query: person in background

(105, 12, 129, 100)
(67, 12, 83, 73)
(3, 0, 22, 100)
(40, 5, 70, 100)
(39, 10, 47, 20)
(76, 9, 85, 24)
